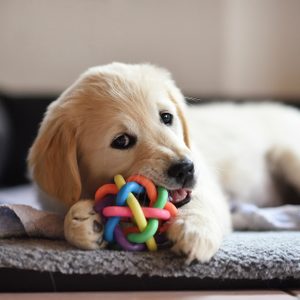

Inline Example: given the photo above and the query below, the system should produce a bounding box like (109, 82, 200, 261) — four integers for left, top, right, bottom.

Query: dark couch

(0, 93, 55, 187)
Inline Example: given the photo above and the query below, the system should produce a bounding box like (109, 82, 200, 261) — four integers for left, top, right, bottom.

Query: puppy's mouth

(168, 188, 192, 208)
(109, 175, 192, 208)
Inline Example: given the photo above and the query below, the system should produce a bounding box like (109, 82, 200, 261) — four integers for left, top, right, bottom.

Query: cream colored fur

(28, 63, 300, 263)
(188, 102, 300, 207)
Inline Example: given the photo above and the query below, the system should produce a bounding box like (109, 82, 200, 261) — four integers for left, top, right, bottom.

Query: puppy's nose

(167, 159, 195, 186)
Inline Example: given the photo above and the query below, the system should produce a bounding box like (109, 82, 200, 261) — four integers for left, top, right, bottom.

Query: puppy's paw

(167, 214, 222, 264)
(64, 199, 107, 250)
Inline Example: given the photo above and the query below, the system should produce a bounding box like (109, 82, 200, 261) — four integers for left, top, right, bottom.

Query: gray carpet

(0, 232, 299, 280)
(0, 186, 299, 281)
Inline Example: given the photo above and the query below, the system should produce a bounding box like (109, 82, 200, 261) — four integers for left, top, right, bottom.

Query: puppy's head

(28, 63, 197, 208)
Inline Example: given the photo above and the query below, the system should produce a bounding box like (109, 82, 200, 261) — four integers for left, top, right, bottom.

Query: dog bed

(0, 232, 299, 291)
(0, 185, 299, 291)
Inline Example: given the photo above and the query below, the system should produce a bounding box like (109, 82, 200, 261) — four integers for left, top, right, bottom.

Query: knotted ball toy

(93, 174, 177, 251)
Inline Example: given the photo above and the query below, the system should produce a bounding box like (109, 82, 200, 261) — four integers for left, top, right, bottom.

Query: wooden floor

(0, 291, 299, 299)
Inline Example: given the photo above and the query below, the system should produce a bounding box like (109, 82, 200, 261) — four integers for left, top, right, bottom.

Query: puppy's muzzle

(167, 159, 195, 188)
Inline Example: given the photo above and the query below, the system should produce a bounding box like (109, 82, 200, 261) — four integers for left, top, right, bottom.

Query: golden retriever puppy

(29, 63, 300, 261)
(28, 63, 231, 262)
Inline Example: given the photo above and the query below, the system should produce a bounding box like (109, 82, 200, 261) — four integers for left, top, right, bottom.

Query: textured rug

(0, 232, 299, 280)
(0, 185, 300, 283)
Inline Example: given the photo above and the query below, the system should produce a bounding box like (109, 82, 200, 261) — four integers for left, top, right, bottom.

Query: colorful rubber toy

(93, 174, 177, 251)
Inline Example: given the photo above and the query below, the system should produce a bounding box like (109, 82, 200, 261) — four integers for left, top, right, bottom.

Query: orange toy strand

(159, 202, 177, 232)
(164, 202, 177, 217)
(95, 184, 119, 204)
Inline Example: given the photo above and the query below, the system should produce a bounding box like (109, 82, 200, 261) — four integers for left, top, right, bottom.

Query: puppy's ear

(166, 84, 191, 149)
(28, 111, 81, 207)
(174, 100, 191, 149)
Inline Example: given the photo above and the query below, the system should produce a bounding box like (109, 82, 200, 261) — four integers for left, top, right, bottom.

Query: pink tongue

(170, 189, 188, 203)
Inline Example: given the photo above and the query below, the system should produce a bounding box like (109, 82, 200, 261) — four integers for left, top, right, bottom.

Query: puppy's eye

(111, 134, 136, 150)
(160, 112, 173, 126)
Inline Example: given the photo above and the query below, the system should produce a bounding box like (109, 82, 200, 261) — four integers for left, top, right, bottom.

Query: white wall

(222, 0, 300, 98)
(0, 0, 299, 98)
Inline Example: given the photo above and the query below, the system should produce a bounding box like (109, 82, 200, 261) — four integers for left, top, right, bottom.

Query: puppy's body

(28, 63, 300, 262)
(189, 102, 300, 207)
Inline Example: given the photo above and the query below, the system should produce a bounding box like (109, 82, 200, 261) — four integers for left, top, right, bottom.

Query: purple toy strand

(114, 225, 146, 251)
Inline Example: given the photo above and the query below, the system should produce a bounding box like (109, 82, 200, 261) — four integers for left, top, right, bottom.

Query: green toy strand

(127, 187, 168, 244)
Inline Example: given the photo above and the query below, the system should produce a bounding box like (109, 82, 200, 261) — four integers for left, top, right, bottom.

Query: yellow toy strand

(114, 175, 157, 251)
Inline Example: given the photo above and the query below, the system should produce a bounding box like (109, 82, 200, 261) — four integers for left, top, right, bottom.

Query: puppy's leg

(64, 199, 107, 249)
(268, 145, 300, 197)
(167, 178, 231, 263)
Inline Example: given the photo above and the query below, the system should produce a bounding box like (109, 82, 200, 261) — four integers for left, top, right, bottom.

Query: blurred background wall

(0, 0, 300, 186)
(0, 0, 300, 99)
